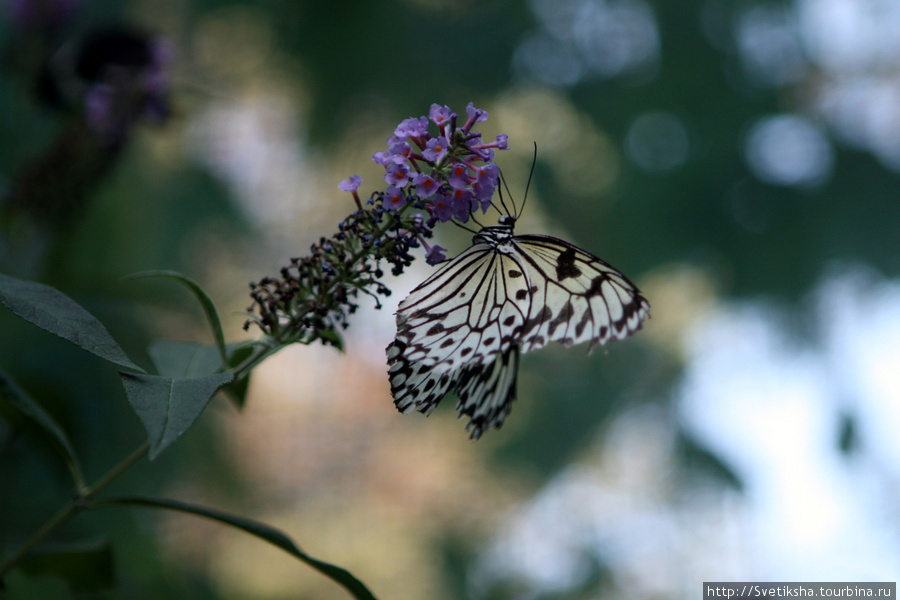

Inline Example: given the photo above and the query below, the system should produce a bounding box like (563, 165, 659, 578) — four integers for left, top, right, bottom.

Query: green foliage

(119, 371, 234, 459)
(0, 272, 377, 599)
(0, 369, 84, 488)
(94, 496, 378, 600)
(0, 273, 143, 372)
(123, 271, 229, 367)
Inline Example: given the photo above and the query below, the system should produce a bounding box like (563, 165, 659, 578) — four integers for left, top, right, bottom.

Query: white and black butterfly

(385, 210, 650, 439)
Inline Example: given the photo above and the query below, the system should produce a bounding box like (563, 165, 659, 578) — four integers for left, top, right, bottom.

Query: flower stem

(0, 441, 150, 578)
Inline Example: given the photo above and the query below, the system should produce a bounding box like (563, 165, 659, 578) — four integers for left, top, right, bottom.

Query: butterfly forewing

(512, 235, 650, 353)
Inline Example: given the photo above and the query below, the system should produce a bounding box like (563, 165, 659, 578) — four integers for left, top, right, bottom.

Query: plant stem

(82, 441, 149, 501)
(0, 441, 149, 577)
(0, 501, 77, 577)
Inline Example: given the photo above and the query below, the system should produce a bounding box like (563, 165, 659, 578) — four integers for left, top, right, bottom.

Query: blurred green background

(2, 0, 900, 598)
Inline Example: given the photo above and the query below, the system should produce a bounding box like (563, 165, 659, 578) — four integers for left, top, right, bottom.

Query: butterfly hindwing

(454, 345, 519, 440)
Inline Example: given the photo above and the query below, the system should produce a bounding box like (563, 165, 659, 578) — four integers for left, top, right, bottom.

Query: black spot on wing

(574, 309, 592, 338)
(547, 300, 574, 337)
(585, 276, 606, 297)
(522, 305, 552, 335)
(555, 247, 582, 280)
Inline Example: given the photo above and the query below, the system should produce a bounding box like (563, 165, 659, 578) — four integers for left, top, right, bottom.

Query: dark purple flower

(383, 185, 407, 211)
(340, 174, 363, 210)
(385, 163, 411, 187)
(413, 172, 439, 198)
(395, 116, 429, 138)
(429, 192, 455, 222)
(472, 133, 508, 151)
(429, 104, 452, 129)
(450, 189, 475, 222)
(372, 150, 392, 166)
(388, 139, 412, 164)
(425, 244, 448, 265)
(423, 136, 449, 163)
(470, 166, 498, 210)
(462, 102, 488, 133)
(448, 162, 471, 190)
(339, 175, 362, 192)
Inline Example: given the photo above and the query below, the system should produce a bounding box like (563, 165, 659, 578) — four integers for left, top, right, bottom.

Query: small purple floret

(425, 244, 448, 265)
(383, 185, 407, 210)
(413, 172, 440, 198)
(429, 104, 453, 128)
(422, 136, 449, 163)
(339, 174, 363, 192)
(395, 116, 429, 138)
(448, 162, 471, 190)
(385, 163, 411, 187)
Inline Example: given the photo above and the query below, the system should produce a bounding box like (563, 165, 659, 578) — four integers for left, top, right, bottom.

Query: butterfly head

(473, 214, 516, 246)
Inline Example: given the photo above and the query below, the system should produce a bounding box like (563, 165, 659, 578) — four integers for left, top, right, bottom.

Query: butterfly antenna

(497, 169, 517, 218)
(489, 175, 508, 218)
(520, 142, 538, 219)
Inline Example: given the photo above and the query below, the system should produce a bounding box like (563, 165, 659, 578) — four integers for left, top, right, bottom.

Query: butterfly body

(386, 215, 649, 439)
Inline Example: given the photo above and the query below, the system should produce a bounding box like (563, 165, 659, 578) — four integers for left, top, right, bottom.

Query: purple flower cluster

(371, 102, 507, 226)
(247, 103, 509, 347)
(339, 103, 507, 265)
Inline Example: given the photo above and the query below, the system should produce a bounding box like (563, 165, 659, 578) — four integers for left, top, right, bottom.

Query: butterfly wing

(386, 230, 650, 439)
(454, 345, 519, 440)
(387, 242, 533, 418)
(511, 234, 650, 353)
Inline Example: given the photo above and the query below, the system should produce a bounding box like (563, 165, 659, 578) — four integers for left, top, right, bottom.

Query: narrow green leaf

(17, 539, 113, 592)
(119, 371, 233, 459)
(0, 369, 84, 488)
(0, 273, 143, 372)
(122, 271, 227, 367)
(93, 496, 377, 600)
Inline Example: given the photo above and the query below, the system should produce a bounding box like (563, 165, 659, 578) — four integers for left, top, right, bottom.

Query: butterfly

(385, 213, 650, 439)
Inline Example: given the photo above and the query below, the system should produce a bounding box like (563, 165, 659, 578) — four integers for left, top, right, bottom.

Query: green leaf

(148, 340, 223, 379)
(119, 371, 233, 459)
(0, 273, 143, 372)
(122, 271, 227, 367)
(17, 539, 113, 592)
(93, 496, 378, 600)
(0, 369, 85, 488)
(148, 341, 253, 409)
